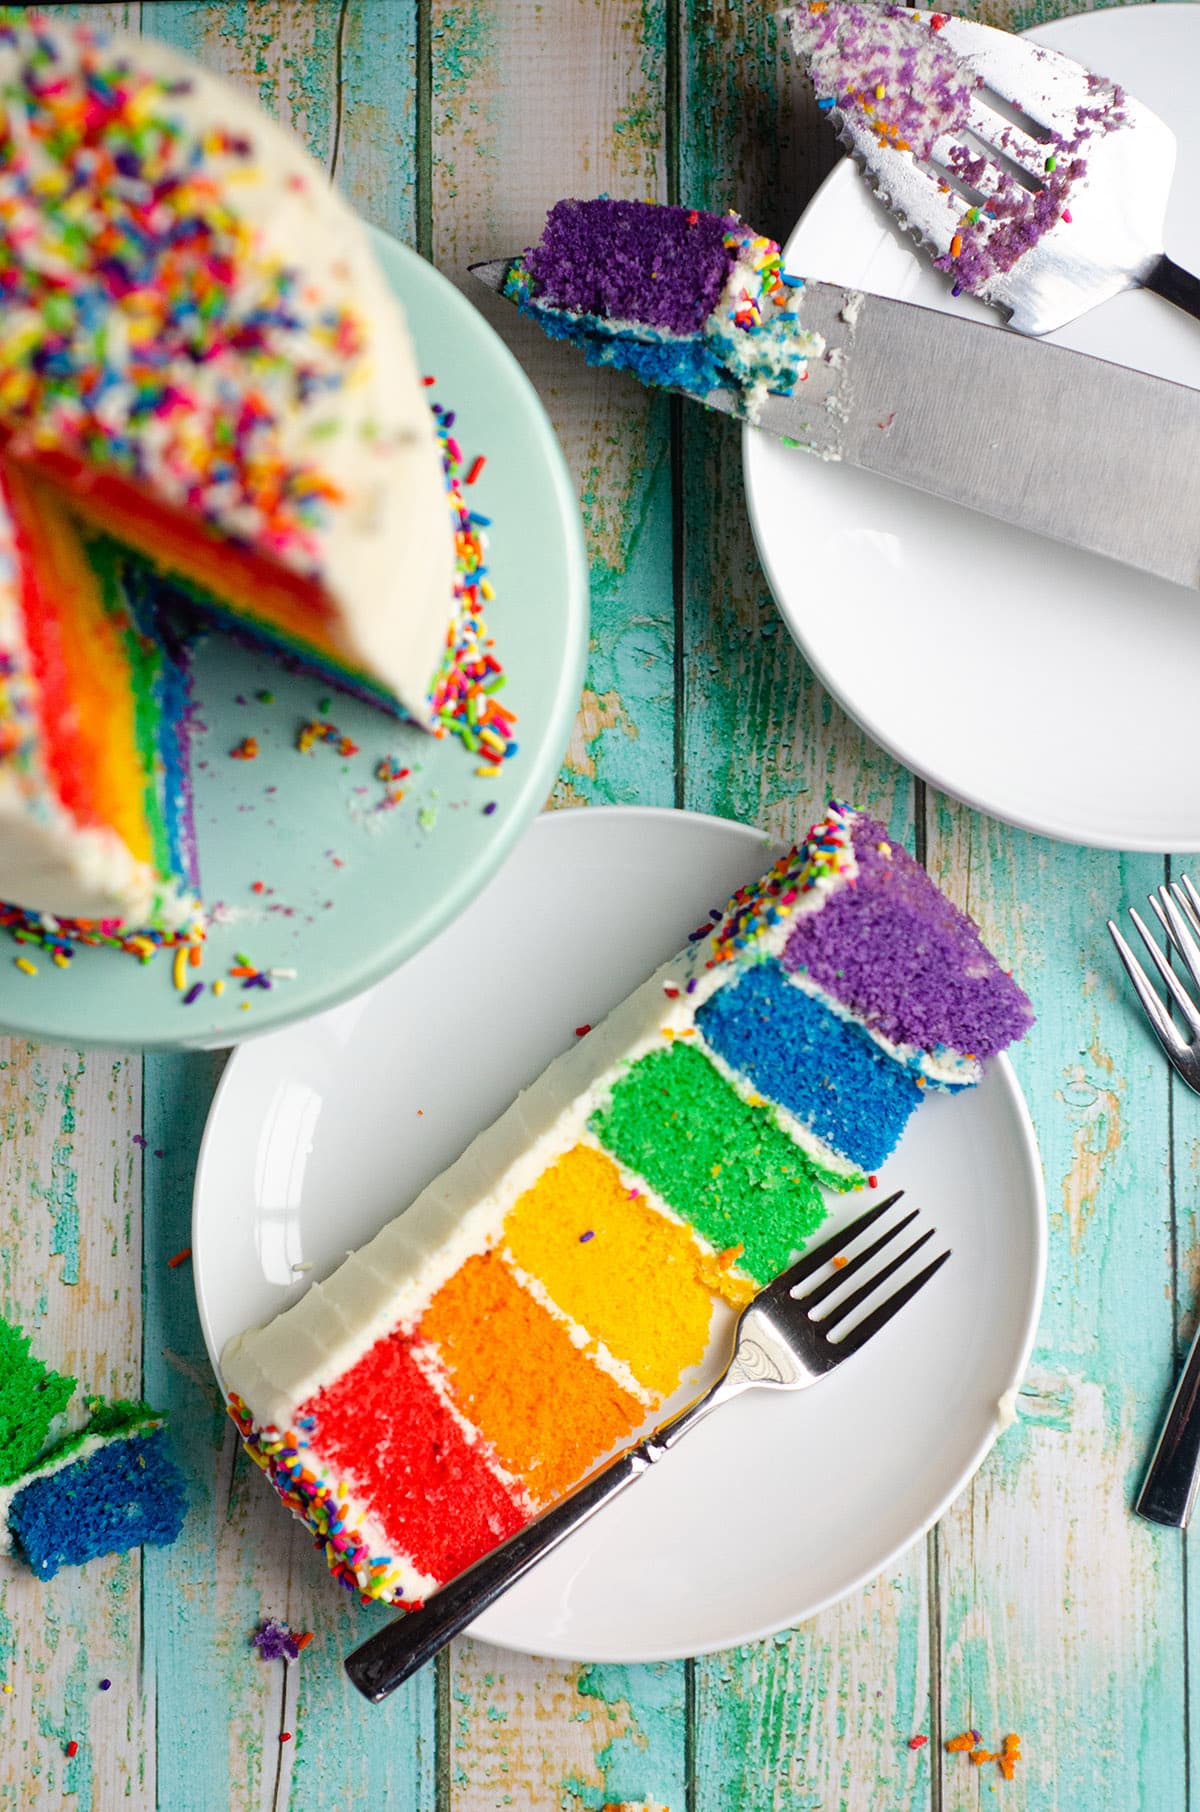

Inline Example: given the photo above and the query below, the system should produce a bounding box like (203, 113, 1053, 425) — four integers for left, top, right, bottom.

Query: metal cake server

(473, 257, 1200, 589)
(787, 7, 1199, 337)
(345, 1191, 948, 1702)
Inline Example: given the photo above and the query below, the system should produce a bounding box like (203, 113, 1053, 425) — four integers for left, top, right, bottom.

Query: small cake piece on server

(502, 198, 822, 417)
(224, 803, 1032, 1609)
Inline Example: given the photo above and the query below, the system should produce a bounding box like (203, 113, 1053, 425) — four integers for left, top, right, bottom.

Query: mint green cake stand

(0, 233, 588, 1051)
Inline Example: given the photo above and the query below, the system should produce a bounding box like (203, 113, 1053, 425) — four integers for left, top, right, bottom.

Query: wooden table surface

(0, 1, 1188, 1807)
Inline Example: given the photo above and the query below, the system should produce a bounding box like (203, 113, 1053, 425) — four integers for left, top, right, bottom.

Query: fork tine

(792, 1207, 920, 1311)
(832, 1247, 952, 1357)
(763, 1191, 905, 1299)
(1155, 887, 1200, 1003)
(1131, 904, 1200, 1035)
(1107, 917, 1187, 1057)
(816, 1227, 936, 1332)
(1181, 875, 1200, 939)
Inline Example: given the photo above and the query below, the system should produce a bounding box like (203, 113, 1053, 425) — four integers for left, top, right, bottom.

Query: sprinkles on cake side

(223, 802, 1033, 1608)
(504, 199, 822, 419)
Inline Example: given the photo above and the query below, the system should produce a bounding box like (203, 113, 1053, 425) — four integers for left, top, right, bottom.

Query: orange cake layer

(415, 1250, 644, 1506)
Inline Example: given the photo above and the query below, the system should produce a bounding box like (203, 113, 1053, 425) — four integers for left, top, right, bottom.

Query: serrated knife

(473, 258, 1200, 591)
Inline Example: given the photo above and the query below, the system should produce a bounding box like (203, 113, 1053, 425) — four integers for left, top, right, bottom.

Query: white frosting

(0, 19, 454, 724)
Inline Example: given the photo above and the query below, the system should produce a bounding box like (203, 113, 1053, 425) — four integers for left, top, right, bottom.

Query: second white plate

(746, 5, 1200, 851)
(193, 806, 1045, 1660)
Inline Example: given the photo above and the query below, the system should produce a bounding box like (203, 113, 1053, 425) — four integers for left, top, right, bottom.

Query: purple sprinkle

(132, 1134, 148, 1149)
(686, 977, 698, 994)
(251, 1619, 300, 1663)
(483, 801, 498, 815)
(183, 982, 204, 1007)
(579, 1230, 595, 1244)
(99, 1680, 111, 1692)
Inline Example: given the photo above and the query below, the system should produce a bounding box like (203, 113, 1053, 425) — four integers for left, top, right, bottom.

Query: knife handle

(1145, 254, 1200, 325)
(1136, 1311, 1200, 1528)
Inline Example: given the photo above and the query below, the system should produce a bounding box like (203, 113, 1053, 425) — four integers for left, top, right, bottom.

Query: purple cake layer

(523, 199, 739, 335)
(781, 814, 1033, 1062)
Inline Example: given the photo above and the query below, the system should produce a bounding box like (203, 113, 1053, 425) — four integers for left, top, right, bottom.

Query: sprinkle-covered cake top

(0, 13, 454, 718)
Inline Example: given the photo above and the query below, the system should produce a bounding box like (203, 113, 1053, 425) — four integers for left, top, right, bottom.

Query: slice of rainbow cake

(224, 804, 1033, 1607)
(0, 465, 200, 928)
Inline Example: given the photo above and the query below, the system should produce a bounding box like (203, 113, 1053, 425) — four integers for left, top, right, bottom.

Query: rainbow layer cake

(223, 803, 1033, 1607)
(504, 199, 822, 418)
(0, 13, 513, 935)
(0, 464, 200, 925)
(0, 1316, 187, 1579)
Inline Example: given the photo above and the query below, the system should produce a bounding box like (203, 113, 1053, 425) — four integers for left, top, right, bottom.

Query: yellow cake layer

(501, 1143, 721, 1398)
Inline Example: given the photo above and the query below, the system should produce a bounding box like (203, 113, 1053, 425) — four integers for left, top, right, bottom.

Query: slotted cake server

(344, 1191, 949, 1701)
(787, 7, 1200, 337)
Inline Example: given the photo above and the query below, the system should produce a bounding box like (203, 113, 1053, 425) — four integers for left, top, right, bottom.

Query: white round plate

(746, 5, 1200, 851)
(193, 807, 1046, 1660)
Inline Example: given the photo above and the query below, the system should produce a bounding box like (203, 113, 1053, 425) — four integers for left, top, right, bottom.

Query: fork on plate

(344, 1191, 950, 1703)
(1109, 879, 1200, 1527)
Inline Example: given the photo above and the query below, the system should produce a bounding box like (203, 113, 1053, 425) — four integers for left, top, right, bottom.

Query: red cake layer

(299, 1332, 526, 1587)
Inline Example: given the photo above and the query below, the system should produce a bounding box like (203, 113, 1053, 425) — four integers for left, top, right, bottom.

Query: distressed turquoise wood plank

(429, 0, 677, 813)
(0, 1042, 147, 1810)
(680, 4, 928, 1805)
(134, 6, 435, 1805)
(927, 811, 1184, 1810)
(141, 0, 342, 163)
(427, 3, 683, 1801)
(141, 1053, 436, 1812)
(333, 0, 419, 244)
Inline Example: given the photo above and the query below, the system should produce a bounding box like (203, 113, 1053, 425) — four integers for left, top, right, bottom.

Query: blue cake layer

(517, 298, 729, 397)
(696, 959, 924, 1173)
(9, 1428, 188, 1580)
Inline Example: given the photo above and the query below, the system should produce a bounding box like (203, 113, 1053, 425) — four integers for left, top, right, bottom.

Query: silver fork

(789, 8, 1197, 337)
(1109, 879, 1200, 1528)
(344, 1191, 949, 1701)
(1108, 877, 1200, 1093)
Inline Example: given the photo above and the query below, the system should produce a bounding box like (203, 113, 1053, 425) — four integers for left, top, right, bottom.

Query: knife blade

(473, 257, 1200, 590)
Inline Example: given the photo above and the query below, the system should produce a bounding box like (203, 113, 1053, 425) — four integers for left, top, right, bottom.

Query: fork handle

(1135, 1311, 1200, 1528)
(344, 1435, 675, 1702)
(1144, 254, 1200, 324)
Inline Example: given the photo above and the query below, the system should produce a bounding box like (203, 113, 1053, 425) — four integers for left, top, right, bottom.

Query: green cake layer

(590, 1039, 861, 1284)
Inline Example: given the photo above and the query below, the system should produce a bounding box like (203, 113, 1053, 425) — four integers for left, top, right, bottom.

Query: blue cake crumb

(697, 960, 924, 1173)
(516, 296, 731, 398)
(9, 1428, 188, 1581)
